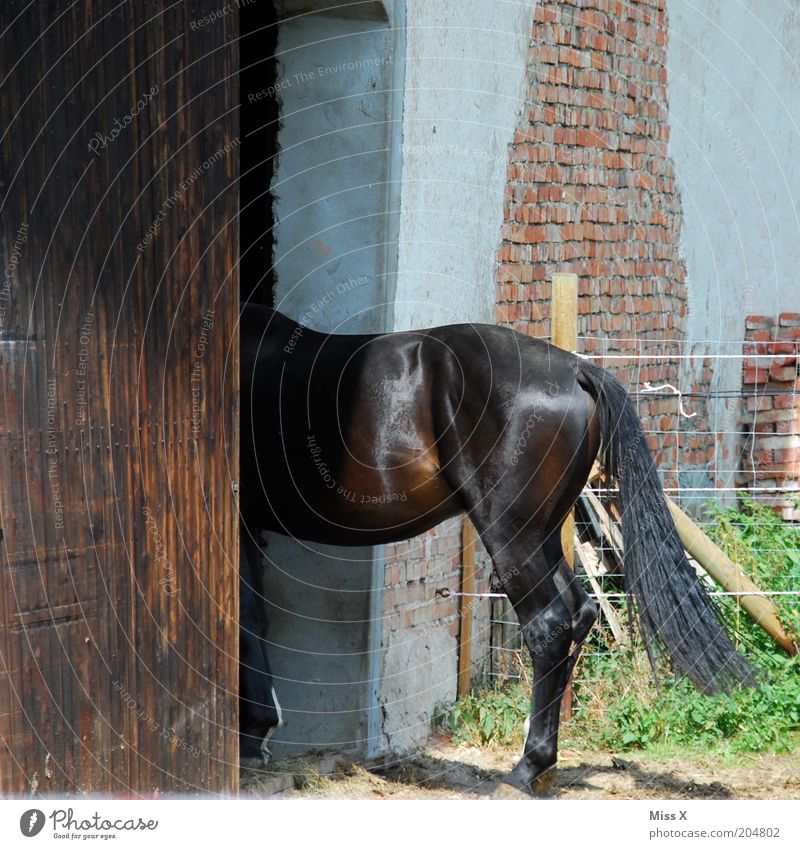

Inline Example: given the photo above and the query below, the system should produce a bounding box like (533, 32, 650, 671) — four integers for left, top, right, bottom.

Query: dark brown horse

(238, 303, 754, 791)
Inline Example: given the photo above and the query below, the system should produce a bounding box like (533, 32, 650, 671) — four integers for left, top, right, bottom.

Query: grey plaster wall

(259, 534, 377, 755)
(391, 0, 538, 331)
(380, 625, 457, 753)
(271, 2, 399, 333)
(667, 0, 800, 496)
(262, 0, 403, 759)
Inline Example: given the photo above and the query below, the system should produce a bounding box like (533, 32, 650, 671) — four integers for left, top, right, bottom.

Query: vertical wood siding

(0, 1, 239, 794)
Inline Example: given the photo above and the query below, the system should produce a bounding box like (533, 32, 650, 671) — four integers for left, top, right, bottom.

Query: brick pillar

(495, 0, 687, 477)
(741, 314, 800, 521)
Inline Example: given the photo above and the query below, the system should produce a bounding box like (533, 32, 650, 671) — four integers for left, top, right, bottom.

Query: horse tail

(576, 359, 756, 693)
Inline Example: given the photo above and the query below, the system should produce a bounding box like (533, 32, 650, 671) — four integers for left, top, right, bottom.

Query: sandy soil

(240, 737, 800, 800)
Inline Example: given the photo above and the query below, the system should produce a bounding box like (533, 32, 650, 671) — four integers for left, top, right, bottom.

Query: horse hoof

(529, 765, 557, 796)
(502, 763, 557, 797)
(491, 782, 531, 800)
(240, 754, 270, 771)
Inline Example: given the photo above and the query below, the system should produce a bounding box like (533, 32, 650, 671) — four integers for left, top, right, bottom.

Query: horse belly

(319, 450, 461, 539)
(262, 444, 460, 545)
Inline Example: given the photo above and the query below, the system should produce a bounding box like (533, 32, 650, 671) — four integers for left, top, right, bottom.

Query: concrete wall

(271, 1, 398, 333)
(668, 0, 800, 495)
(263, 0, 403, 759)
(390, 0, 538, 331)
(374, 0, 537, 754)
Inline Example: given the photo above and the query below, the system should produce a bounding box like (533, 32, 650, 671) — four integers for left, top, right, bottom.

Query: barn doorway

(238, 0, 404, 759)
(240, 0, 279, 306)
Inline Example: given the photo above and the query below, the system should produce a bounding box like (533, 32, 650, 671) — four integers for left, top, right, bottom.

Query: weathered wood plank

(0, 0, 238, 794)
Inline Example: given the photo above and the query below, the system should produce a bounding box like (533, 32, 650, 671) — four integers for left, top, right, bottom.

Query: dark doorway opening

(240, 0, 279, 307)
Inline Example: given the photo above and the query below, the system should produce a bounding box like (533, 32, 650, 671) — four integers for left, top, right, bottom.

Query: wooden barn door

(0, 3, 239, 793)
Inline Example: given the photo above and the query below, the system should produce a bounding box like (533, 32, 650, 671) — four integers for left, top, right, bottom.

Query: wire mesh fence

(485, 338, 800, 709)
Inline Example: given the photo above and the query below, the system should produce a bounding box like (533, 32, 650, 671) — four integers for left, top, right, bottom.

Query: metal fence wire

(487, 341, 800, 707)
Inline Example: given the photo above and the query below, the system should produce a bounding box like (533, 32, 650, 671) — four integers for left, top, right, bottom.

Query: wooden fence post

(551, 273, 579, 568)
(551, 272, 579, 720)
(457, 519, 477, 697)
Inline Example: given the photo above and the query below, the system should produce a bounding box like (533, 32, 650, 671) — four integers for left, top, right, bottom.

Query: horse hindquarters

(437, 367, 599, 793)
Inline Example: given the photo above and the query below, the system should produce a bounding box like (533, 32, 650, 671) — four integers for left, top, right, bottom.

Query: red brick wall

(382, 520, 493, 651)
(378, 518, 493, 751)
(382, 520, 462, 635)
(740, 314, 800, 521)
(496, 0, 688, 471)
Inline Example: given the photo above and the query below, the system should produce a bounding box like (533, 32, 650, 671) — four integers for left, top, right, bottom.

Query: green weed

(436, 498, 800, 757)
(434, 687, 529, 748)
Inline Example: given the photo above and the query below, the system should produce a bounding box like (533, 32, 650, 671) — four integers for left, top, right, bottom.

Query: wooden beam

(666, 498, 798, 656)
(551, 272, 579, 569)
(552, 273, 579, 720)
(575, 540, 627, 647)
(457, 519, 477, 697)
(583, 488, 624, 558)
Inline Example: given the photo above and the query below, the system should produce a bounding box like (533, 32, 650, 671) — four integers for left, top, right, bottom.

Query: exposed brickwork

(378, 518, 493, 751)
(496, 0, 687, 471)
(382, 519, 462, 635)
(740, 314, 800, 521)
(382, 521, 493, 652)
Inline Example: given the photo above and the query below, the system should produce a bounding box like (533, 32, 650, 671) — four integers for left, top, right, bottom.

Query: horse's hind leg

(551, 536, 597, 681)
(486, 529, 573, 793)
(435, 364, 600, 792)
(518, 538, 597, 761)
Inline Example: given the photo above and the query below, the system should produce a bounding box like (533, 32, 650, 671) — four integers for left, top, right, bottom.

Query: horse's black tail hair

(577, 359, 756, 693)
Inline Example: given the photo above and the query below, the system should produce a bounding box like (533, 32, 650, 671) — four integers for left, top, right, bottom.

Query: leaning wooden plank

(575, 539, 627, 647)
(587, 460, 603, 484)
(583, 488, 624, 556)
(577, 492, 603, 542)
(665, 498, 798, 657)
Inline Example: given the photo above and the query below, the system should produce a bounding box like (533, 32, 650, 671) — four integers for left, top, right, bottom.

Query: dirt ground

(241, 737, 800, 800)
